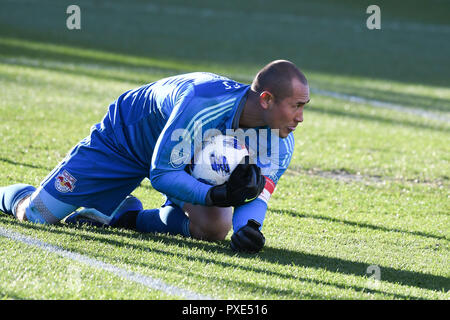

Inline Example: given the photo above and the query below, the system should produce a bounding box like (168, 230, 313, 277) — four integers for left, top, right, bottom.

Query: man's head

(251, 60, 310, 138)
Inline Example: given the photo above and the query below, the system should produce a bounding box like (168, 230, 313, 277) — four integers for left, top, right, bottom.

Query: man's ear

(259, 91, 273, 110)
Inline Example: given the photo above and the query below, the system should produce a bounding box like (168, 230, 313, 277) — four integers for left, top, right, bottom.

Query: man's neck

(239, 90, 266, 128)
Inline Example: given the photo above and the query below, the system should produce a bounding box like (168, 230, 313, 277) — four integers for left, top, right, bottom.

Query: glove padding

(206, 159, 265, 207)
(231, 219, 265, 253)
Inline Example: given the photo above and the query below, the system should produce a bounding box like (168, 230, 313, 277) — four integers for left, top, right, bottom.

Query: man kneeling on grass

(0, 60, 309, 254)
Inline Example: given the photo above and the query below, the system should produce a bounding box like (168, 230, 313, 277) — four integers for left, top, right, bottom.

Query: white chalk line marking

(1, 57, 448, 123)
(0, 226, 213, 300)
(311, 88, 450, 123)
(232, 74, 449, 123)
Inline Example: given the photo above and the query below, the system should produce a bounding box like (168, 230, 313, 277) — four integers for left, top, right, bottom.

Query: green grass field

(0, 0, 449, 300)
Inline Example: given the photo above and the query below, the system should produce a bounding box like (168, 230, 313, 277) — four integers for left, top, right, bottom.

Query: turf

(0, 0, 449, 300)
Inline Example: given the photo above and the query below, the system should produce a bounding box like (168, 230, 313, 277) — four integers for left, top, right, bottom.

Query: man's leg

(1, 184, 77, 224)
(66, 195, 144, 228)
(184, 203, 232, 241)
(2, 128, 148, 225)
(133, 203, 191, 237)
(0, 184, 36, 219)
(122, 198, 232, 241)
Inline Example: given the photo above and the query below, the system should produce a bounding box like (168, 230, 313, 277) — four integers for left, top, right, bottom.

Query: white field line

(311, 88, 450, 123)
(0, 226, 213, 300)
(1, 57, 448, 123)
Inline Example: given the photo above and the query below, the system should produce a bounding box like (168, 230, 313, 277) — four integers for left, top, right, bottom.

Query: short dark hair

(251, 60, 307, 101)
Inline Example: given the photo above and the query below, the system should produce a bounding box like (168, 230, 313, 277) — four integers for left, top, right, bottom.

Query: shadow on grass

(0, 46, 183, 86)
(0, 289, 25, 300)
(0, 56, 155, 86)
(0, 157, 53, 172)
(1, 36, 449, 134)
(2, 51, 449, 135)
(0, 39, 196, 82)
(1, 216, 448, 297)
(271, 209, 449, 242)
(1, 0, 450, 89)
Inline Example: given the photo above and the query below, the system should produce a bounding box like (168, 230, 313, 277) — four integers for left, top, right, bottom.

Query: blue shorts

(40, 128, 148, 216)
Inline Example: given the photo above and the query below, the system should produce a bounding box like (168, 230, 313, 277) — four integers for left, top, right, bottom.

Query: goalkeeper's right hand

(205, 160, 265, 207)
(231, 219, 265, 253)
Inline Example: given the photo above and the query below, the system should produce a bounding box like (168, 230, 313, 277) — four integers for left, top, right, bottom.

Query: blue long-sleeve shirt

(100, 72, 294, 230)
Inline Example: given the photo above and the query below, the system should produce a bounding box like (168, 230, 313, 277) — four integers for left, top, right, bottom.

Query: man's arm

(150, 82, 253, 206)
(230, 132, 294, 253)
(231, 176, 275, 232)
(149, 90, 213, 205)
(230, 175, 275, 253)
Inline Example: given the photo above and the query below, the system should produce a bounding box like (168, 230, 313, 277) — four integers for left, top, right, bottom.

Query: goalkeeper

(0, 60, 309, 253)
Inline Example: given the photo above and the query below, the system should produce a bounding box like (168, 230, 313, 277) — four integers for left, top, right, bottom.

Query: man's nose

(295, 109, 303, 123)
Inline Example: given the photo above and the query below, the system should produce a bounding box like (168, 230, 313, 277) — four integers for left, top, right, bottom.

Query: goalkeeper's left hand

(230, 219, 265, 253)
(205, 161, 265, 207)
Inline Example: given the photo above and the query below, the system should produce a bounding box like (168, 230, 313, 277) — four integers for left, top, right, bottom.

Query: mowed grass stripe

(1, 36, 449, 119)
(0, 226, 213, 300)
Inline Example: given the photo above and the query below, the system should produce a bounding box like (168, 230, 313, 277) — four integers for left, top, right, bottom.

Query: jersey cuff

(258, 176, 276, 204)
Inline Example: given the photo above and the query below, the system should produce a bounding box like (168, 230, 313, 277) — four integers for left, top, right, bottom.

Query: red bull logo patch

(55, 170, 77, 193)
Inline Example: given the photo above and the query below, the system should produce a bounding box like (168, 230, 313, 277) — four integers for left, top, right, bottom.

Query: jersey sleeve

(149, 83, 242, 205)
(149, 88, 209, 205)
(232, 133, 294, 232)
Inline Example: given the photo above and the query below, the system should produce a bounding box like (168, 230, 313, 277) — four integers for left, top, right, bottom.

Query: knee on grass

(191, 218, 232, 242)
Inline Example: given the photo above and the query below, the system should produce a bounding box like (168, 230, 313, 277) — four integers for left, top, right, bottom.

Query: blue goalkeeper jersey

(99, 72, 294, 211)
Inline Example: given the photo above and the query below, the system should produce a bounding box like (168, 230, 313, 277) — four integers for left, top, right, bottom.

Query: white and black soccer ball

(189, 135, 249, 185)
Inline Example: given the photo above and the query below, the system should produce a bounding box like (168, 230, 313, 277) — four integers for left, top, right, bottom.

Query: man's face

(264, 79, 310, 138)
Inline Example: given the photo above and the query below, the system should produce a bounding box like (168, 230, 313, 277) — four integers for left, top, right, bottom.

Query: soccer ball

(189, 134, 248, 185)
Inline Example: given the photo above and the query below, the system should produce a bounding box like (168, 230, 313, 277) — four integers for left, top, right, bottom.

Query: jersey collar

(231, 87, 250, 130)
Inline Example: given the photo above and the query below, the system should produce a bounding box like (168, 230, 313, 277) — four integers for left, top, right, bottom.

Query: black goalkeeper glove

(230, 219, 265, 253)
(205, 160, 265, 207)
